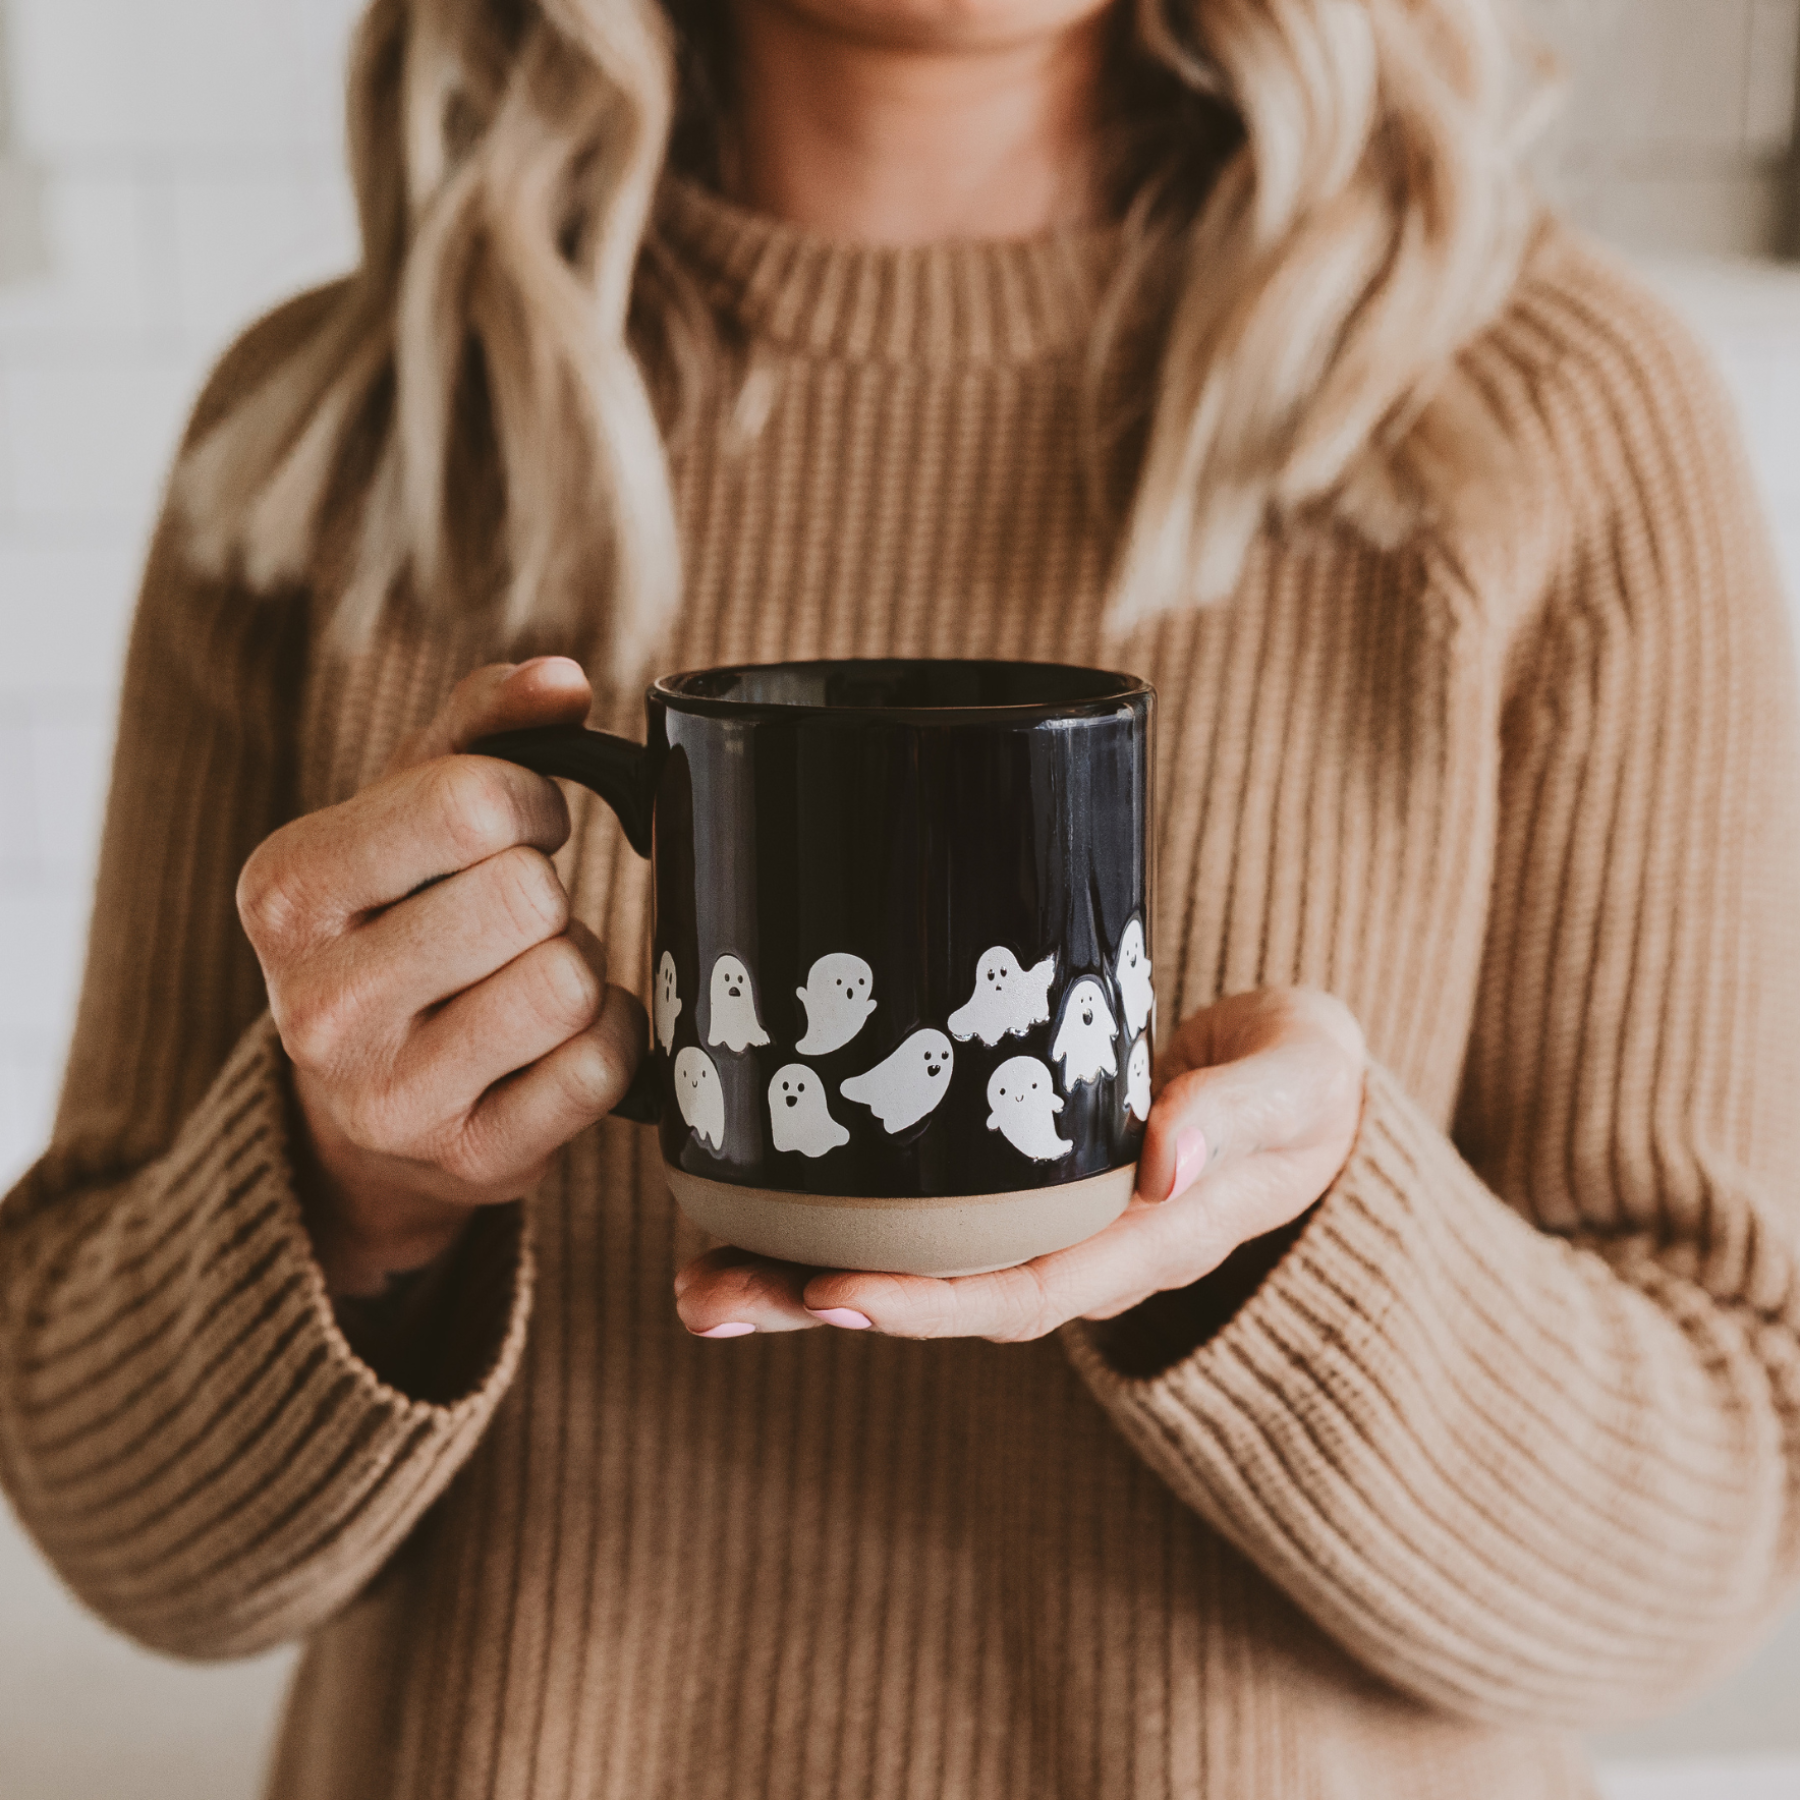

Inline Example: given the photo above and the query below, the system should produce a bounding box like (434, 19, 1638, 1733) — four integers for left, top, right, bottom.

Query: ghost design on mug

(1051, 977, 1119, 1089)
(948, 948, 1057, 1047)
(1114, 920, 1154, 1039)
(768, 1064, 850, 1157)
(673, 1046, 725, 1152)
(794, 954, 877, 1056)
(653, 951, 682, 1051)
(840, 1029, 955, 1135)
(1125, 1034, 1152, 1122)
(707, 954, 770, 1053)
(985, 1056, 1072, 1162)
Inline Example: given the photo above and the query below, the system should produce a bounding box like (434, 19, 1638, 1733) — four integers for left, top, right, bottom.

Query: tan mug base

(665, 1165, 1137, 1277)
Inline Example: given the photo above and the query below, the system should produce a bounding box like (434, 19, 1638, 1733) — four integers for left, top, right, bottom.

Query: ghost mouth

(784, 1095, 798, 1108)
(926, 1063, 942, 1077)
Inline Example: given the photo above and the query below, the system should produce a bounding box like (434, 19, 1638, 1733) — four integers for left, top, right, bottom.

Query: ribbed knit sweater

(4, 179, 1800, 1800)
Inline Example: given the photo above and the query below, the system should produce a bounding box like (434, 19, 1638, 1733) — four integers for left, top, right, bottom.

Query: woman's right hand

(237, 658, 647, 1297)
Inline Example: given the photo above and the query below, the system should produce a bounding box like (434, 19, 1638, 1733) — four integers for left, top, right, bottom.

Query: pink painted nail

(693, 1321, 756, 1339)
(1166, 1129, 1207, 1202)
(808, 1308, 873, 1330)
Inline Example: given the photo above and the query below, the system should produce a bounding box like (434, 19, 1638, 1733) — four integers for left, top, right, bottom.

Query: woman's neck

(722, 0, 1114, 244)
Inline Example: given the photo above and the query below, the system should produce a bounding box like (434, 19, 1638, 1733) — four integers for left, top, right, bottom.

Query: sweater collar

(653, 172, 1122, 367)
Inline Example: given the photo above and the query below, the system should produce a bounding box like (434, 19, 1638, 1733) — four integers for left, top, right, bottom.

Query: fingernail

(692, 1321, 756, 1339)
(1166, 1129, 1207, 1202)
(808, 1308, 873, 1330)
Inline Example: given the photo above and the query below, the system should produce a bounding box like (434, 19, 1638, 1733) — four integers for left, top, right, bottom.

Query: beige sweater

(4, 180, 1800, 1800)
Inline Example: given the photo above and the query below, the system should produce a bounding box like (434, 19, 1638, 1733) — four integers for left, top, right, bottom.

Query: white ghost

(794, 953, 877, 1056)
(673, 1046, 725, 1152)
(707, 953, 770, 1053)
(1115, 920, 1154, 1039)
(985, 1056, 1072, 1163)
(1125, 1034, 1152, 1122)
(840, 1030, 955, 1135)
(948, 947, 1057, 1047)
(768, 1063, 850, 1157)
(653, 951, 682, 1051)
(1051, 977, 1119, 1089)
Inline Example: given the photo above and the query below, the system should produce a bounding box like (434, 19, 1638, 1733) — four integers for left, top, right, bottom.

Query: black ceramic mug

(474, 659, 1155, 1277)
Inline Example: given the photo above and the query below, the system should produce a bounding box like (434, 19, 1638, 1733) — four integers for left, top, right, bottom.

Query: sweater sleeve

(0, 302, 534, 1661)
(1064, 245, 1800, 1728)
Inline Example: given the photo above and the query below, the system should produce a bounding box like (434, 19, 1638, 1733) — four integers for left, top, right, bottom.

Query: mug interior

(656, 659, 1143, 717)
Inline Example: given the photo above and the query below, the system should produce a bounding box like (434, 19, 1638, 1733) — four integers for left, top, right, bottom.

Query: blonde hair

(176, 0, 1543, 667)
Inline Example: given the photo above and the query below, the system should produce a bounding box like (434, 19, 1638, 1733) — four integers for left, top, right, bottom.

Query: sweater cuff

(1061, 1058, 1786, 1723)
(1, 1015, 534, 1657)
(1061, 1061, 1555, 1688)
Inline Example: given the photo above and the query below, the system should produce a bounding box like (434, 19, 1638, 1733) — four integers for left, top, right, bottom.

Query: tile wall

(1527, 0, 1800, 255)
(0, 0, 362, 1189)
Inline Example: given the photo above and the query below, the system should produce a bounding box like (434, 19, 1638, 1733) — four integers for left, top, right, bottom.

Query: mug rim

(649, 657, 1153, 724)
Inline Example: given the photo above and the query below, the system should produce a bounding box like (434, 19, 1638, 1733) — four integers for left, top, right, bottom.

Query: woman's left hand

(673, 988, 1368, 1342)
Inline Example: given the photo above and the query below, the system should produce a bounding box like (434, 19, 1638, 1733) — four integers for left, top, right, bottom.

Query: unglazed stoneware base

(665, 1165, 1137, 1277)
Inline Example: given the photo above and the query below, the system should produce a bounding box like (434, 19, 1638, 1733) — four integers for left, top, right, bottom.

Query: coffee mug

(473, 658, 1155, 1277)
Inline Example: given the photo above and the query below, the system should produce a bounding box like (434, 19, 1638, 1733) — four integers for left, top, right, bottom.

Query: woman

(3, 0, 1797, 1793)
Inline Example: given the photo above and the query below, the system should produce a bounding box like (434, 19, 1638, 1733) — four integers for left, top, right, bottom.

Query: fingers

(240, 755, 572, 958)
(313, 843, 573, 1029)
(797, 1200, 1220, 1341)
(672, 1248, 826, 1337)
(458, 936, 647, 1175)
(1139, 989, 1366, 1206)
(672, 1198, 1228, 1346)
(386, 657, 593, 774)
(399, 918, 607, 1105)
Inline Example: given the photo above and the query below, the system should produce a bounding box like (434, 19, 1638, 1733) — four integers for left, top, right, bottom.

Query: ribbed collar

(654, 172, 1124, 366)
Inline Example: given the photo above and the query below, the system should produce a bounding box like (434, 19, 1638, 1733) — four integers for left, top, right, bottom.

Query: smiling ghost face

(984, 1055, 1072, 1162)
(654, 951, 683, 1051)
(707, 953, 770, 1053)
(1114, 920, 1154, 1038)
(768, 1063, 851, 1157)
(839, 1028, 955, 1134)
(794, 953, 877, 1056)
(673, 1046, 725, 1151)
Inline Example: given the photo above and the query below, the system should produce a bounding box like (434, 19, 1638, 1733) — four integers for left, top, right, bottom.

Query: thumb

(386, 657, 593, 775)
(1134, 1031, 1362, 1207)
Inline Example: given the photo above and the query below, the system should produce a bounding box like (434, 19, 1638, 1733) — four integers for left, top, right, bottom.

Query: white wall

(0, 0, 362, 1206)
(0, 5, 1798, 1797)
(0, 4, 357, 1793)
(1527, 0, 1800, 256)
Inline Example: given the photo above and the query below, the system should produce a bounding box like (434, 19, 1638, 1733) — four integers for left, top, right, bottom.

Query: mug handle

(468, 723, 661, 1124)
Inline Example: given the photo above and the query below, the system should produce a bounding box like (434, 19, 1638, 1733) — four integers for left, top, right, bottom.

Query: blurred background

(0, 2, 1797, 1796)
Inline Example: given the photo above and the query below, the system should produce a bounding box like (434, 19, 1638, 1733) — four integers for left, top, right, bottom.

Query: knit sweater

(3, 178, 1799, 1800)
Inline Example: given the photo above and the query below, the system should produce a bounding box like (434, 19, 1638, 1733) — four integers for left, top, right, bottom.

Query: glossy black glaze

(474, 659, 1154, 1201)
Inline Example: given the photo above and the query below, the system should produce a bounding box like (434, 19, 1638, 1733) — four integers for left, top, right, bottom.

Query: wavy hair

(176, 0, 1544, 666)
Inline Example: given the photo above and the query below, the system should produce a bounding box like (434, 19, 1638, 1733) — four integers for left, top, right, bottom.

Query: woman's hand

(673, 988, 1366, 1342)
(239, 657, 647, 1297)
